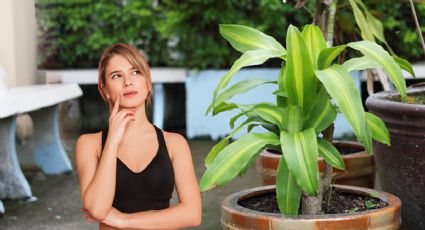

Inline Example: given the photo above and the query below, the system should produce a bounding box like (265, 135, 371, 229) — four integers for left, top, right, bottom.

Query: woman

(75, 44, 202, 230)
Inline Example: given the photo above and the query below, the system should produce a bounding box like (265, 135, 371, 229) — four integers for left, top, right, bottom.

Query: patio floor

(0, 129, 262, 229)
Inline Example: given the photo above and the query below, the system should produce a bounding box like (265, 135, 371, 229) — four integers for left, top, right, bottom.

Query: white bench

(0, 82, 82, 214)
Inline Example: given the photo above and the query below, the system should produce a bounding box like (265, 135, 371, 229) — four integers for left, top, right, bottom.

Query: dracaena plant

(199, 23, 414, 215)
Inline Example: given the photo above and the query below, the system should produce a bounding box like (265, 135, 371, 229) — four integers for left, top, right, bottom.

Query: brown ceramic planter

(257, 141, 375, 188)
(366, 87, 425, 230)
(221, 184, 401, 230)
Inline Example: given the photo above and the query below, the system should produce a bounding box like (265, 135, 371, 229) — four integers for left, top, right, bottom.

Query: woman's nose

(123, 76, 132, 86)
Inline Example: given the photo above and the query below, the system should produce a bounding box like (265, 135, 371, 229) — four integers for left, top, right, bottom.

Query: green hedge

(36, 0, 424, 69)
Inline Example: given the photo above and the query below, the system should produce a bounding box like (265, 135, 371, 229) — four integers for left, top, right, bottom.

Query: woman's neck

(114, 103, 154, 135)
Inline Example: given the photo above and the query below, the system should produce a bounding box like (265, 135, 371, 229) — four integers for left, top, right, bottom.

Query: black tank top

(100, 125, 175, 213)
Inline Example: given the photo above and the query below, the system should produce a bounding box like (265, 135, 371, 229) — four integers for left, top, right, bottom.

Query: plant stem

(301, 0, 337, 216)
(326, 0, 337, 47)
(409, 0, 425, 55)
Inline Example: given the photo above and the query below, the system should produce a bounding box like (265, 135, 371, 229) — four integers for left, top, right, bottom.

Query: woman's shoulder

(75, 131, 102, 157)
(161, 129, 190, 160)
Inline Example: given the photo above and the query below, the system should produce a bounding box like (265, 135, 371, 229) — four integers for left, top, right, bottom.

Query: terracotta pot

(366, 87, 425, 230)
(221, 184, 401, 230)
(256, 141, 375, 188)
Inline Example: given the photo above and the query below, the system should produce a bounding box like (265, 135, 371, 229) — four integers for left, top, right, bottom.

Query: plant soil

(238, 188, 388, 215)
(388, 93, 425, 105)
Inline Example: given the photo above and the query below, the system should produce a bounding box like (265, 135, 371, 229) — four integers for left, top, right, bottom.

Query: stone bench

(0, 83, 82, 215)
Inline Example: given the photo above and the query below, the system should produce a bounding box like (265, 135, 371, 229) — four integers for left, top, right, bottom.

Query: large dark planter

(366, 87, 425, 230)
(221, 184, 401, 230)
(257, 141, 375, 188)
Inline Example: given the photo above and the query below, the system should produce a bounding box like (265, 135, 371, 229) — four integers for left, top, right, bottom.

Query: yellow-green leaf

(280, 128, 319, 195)
(365, 112, 390, 145)
(348, 40, 407, 101)
(318, 138, 345, 170)
(315, 65, 371, 153)
(284, 25, 316, 109)
(302, 24, 327, 69)
(276, 157, 302, 215)
(220, 24, 285, 53)
(200, 132, 280, 192)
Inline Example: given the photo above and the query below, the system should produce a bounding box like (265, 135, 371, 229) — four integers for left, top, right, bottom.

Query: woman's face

(103, 54, 149, 109)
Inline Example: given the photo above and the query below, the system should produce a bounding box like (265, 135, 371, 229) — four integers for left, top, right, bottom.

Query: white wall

(0, 0, 37, 87)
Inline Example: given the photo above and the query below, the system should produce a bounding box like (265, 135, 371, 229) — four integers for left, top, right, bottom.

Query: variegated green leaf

(283, 105, 303, 133)
(205, 117, 256, 167)
(207, 49, 286, 115)
(204, 138, 229, 168)
(355, 0, 388, 45)
(302, 24, 327, 69)
(212, 102, 238, 116)
(348, 41, 407, 101)
(393, 55, 416, 78)
(365, 112, 390, 145)
(276, 64, 288, 108)
(315, 65, 371, 153)
(348, 0, 375, 41)
(280, 129, 319, 195)
(362, 124, 373, 154)
(318, 45, 347, 69)
(273, 89, 288, 97)
(303, 86, 337, 133)
(200, 132, 280, 192)
(276, 156, 302, 215)
(248, 103, 285, 130)
(220, 24, 285, 53)
(284, 25, 316, 109)
(214, 78, 276, 107)
(343, 56, 379, 72)
(317, 138, 345, 170)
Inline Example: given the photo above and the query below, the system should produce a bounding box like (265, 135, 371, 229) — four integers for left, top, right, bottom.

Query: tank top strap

(153, 125, 166, 153)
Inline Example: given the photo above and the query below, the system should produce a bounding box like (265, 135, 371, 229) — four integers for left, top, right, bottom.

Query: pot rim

(366, 87, 425, 112)
(221, 184, 401, 221)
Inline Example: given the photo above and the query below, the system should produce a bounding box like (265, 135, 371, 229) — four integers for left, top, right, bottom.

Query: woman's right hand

(106, 94, 135, 148)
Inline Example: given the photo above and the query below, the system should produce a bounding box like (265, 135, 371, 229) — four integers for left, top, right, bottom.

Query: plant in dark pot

(365, 74, 425, 230)
(199, 8, 414, 229)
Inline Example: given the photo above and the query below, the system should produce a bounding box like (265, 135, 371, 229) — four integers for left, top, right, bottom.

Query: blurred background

(0, 0, 424, 229)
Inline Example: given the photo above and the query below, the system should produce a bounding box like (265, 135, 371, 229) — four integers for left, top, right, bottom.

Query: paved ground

(0, 130, 262, 229)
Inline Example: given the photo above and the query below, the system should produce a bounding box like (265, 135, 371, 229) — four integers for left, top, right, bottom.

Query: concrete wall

(0, 0, 37, 87)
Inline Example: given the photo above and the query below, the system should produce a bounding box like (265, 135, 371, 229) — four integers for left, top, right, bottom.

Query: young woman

(76, 44, 202, 230)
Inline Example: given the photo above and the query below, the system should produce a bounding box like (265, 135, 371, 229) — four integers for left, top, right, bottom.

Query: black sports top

(100, 125, 175, 213)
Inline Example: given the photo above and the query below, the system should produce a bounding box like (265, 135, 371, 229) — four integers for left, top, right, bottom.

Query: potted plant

(255, 0, 419, 190)
(366, 82, 425, 230)
(200, 20, 411, 229)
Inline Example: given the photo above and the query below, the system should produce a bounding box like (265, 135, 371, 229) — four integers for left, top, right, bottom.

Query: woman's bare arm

(77, 94, 135, 221)
(76, 133, 120, 221)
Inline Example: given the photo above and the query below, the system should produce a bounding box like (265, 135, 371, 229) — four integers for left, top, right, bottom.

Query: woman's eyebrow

(109, 67, 137, 76)
(109, 70, 121, 76)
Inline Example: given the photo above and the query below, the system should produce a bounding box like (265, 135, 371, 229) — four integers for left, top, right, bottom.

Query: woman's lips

(123, 92, 138, 97)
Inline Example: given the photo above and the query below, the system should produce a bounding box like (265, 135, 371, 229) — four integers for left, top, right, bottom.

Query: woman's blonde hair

(97, 43, 153, 113)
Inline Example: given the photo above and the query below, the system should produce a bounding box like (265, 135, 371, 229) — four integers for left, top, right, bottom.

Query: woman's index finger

(112, 94, 120, 115)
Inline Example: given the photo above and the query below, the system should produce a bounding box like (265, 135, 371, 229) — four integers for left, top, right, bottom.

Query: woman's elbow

(83, 197, 109, 221)
(85, 205, 109, 221)
(191, 215, 202, 227)
(187, 209, 202, 227)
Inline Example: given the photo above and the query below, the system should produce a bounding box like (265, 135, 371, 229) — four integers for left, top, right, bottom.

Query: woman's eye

(132, 70, 141, 75)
